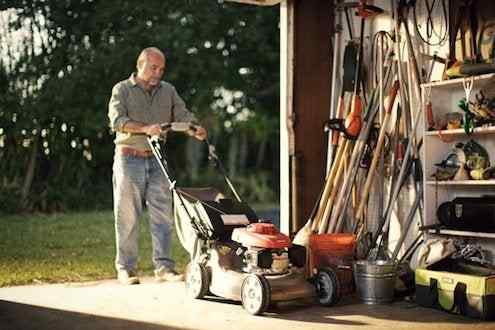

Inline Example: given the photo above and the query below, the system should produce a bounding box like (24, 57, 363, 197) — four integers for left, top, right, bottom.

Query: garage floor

(0, 277, 494, 330)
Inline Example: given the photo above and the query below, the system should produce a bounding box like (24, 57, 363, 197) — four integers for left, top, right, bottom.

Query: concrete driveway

(0, 277, 494, 330)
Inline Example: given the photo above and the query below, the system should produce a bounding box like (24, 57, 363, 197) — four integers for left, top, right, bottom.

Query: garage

(231, 0, 495, 322)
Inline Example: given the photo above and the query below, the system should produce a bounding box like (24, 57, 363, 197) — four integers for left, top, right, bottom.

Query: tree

(0, 0, 280, 212)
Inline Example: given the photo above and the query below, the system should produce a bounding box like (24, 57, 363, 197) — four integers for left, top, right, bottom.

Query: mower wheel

(315, 267, 341, 306)
(185, 262, 210, 299)
(241, 274, 271, 315)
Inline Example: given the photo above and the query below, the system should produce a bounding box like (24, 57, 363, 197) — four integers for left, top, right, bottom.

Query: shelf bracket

(462, 76, 474, 102)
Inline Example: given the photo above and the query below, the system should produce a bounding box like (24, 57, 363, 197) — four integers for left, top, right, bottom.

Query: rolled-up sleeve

(172, 87, 196, 123)
(108, 83, 131, 132)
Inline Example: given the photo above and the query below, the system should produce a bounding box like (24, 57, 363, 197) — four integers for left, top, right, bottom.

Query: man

(108, 47, 207, 285)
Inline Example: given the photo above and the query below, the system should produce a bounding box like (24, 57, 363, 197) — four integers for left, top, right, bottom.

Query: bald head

(137, 47, 165, 71)
(136, 47, 166, 91)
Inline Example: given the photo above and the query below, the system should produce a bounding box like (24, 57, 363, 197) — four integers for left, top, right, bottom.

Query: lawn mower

(147, 122, 341, 315)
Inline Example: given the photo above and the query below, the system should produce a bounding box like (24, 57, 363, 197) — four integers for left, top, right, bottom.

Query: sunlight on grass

(0, 211, 189, 287)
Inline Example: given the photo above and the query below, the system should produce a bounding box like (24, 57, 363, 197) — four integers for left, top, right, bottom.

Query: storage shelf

(426, 180, 495, 185)
(421, 73, 495, 89)
(427, 229, 495, 239)
(425, 126, 495, 136)
(422, 72, 495, 262)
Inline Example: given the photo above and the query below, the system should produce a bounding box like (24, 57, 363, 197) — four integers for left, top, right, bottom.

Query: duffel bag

(416, 260, 495, 320)
(437, 196, 495, 232)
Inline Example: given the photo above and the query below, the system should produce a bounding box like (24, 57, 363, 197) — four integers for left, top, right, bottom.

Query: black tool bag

(416, 259, 495, 320)
(437, 196, 495, 232)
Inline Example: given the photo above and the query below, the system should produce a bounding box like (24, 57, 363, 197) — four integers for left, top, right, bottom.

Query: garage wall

(365, 1, 495, 259)
(280, 1, 495, 260)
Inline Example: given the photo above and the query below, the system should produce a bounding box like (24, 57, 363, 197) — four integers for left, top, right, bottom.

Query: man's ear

(136, 58, 145, 72)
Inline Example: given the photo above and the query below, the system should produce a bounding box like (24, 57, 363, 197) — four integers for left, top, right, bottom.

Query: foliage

(0, 0, 280, 213)
(233, 171, 276, 203)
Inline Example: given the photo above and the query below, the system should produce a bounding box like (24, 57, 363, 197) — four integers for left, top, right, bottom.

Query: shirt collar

(129, 72, 162, 91)
(129, 73, 139, 87)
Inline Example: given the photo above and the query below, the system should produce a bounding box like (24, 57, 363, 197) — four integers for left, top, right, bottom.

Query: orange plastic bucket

(309, 233, 356, 295)
(309, 233, 356, 257)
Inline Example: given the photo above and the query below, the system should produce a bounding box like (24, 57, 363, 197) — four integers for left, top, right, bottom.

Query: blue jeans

(112, 153, 174, 272)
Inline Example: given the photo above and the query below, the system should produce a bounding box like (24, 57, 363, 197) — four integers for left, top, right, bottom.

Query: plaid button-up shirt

(108, 73, 195, 151)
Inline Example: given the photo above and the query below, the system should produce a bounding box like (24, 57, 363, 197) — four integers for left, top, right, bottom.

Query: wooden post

(286, 0, 333, 233)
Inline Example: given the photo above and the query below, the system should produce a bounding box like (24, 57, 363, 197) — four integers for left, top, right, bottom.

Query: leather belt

(119, 147, 154, 158)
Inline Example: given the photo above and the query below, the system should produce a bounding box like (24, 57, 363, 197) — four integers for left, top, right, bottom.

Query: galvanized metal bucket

(353, 260, 397, 304)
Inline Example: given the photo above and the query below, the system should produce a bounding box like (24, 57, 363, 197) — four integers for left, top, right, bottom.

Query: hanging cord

(413, 0, 449, 46)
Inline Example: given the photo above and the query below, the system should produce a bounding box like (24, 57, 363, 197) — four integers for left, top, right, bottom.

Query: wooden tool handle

(354, 81, 400, 224)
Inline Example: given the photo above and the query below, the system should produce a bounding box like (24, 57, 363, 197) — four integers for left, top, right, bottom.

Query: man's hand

(192, 126, 207, 141)
(143, 123, 162, 136)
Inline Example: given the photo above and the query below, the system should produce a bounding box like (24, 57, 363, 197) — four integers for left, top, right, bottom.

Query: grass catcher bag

(415, 259, 495, 320)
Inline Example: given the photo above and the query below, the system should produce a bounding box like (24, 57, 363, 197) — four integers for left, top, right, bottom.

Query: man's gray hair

(137, 47, 165, 69)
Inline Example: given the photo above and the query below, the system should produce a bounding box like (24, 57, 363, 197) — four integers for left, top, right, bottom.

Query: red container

(309, 233, 356, 295)
(310, 233, 356, 257)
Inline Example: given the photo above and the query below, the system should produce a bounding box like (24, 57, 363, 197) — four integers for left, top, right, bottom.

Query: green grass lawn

(0, 211, 189, 287)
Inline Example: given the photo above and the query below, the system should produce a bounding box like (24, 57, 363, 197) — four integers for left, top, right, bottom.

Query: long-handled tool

(319, 2, 385, 234)
(360, 0, 425, 259)
(325, 42, 359, 141)
(376, 31, 390, 236)
(326, 1, 384, 141)
(327, 47, 396, 234)
(326, 0, 346, 173)
(351, 81, 400, 234)
(293, 113, 353, 244)
(325, 90, 381, 234)
(317, 138, 353, 233)
(315, 135, 349, 229)
(344, 1, 369, 139)
(292, 136, 347, 245)
(292, 176, 326, 246)
(390, 186, 423, 261)
(365, 97, 424, 257)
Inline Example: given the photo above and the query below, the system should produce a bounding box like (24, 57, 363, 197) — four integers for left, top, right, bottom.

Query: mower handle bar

(160, 121, 199, 135)
(147, 122, 242, 203)
(152, 122, 220, 162)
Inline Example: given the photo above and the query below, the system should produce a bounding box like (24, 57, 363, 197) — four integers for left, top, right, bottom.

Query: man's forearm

(123, 121, 162, 136)
(122, 120, 149, 134)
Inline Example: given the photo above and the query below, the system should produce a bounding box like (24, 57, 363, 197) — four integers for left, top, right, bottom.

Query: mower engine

(231, 222, 292, 274)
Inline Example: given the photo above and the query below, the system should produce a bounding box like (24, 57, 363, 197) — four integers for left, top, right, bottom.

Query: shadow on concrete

(201, 295, 242, 307)
(0, 300, 191, 330)
(193, 291, 487, 326)
(265, 296, 490, 326)
(199, 294, 366, 326)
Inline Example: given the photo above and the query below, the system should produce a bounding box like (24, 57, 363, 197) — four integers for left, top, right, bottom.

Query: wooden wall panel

(291, 0, 333, 231)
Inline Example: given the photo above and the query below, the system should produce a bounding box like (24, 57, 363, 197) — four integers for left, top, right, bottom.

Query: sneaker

(154, 266, 184, 282)
(117, 269, 140, 285)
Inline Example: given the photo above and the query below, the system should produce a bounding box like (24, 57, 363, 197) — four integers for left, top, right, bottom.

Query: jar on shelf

(445, 112, 463, 130)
